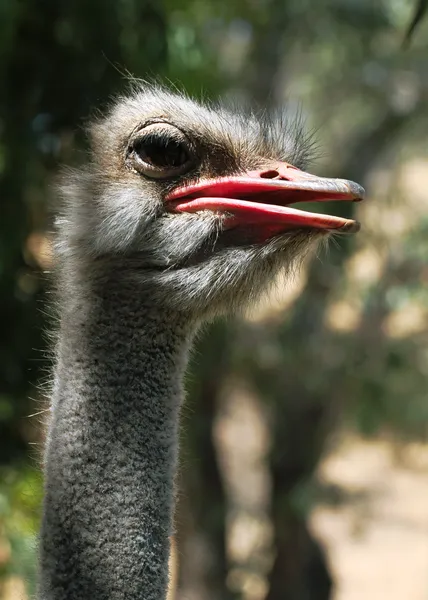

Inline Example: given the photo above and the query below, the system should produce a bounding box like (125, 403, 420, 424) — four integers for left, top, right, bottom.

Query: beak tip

(339, 220, 361, 234)
(348, 181, 365, 200)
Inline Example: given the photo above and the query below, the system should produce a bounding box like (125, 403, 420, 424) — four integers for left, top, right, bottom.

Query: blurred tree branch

(403, 0, 428, 48)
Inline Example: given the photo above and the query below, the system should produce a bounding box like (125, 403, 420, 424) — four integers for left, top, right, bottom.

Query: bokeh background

(1, 1, 428, 599)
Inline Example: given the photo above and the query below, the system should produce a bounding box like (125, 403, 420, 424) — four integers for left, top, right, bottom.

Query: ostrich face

(59, 85, 364, 315)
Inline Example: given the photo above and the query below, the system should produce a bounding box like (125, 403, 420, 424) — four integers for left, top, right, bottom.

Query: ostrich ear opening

(166, 162, 365, 233)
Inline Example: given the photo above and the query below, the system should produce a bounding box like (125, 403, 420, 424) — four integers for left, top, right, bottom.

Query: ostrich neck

(38, 267, 194, 600)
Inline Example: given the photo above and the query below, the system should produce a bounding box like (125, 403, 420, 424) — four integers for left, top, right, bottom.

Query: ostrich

(39, 83, 364, 600)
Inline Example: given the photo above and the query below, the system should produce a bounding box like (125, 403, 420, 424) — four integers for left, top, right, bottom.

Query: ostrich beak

(166, 162, 365, 233)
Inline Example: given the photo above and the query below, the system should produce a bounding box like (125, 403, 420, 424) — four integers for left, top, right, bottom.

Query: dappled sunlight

(383, 302, 427, 338)
(346, 248, 385, 288)
(214, 383, 272, 600)
(325, 300, 362, 333)
(311, 436, 428, 600)
(210, 380, 428, 600)
(25, 234, 52, 271)
(0, 577, 26, 600)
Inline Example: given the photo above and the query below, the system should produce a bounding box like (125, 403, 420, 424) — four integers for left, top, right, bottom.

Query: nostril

(259, 169, 280, 179)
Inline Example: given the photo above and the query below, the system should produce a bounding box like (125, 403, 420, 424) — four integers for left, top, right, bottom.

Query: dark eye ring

(127, 123, 193, 179)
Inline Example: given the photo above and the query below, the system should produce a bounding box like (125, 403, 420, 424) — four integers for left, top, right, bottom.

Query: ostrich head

(58, 84, 364, 316)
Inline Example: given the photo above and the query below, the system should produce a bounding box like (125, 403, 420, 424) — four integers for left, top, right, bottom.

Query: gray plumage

(39, 83, 334, 600)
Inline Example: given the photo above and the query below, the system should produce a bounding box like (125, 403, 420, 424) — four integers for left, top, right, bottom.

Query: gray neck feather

(38, 266, 195, 600)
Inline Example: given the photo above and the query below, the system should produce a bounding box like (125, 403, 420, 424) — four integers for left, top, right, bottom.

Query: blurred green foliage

(0, 467, 42, 595)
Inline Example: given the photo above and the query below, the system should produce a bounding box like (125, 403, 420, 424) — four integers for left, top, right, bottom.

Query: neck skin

(38, 265, 195, 600)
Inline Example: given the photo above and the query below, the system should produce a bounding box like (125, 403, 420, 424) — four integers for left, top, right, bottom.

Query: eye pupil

(134, 137, 189, 169)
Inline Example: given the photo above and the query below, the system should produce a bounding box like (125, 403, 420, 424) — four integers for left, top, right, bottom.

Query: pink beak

(165, 162, 364, 233)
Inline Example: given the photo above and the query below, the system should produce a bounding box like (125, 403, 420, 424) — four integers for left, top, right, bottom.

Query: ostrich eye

(136, 137, 188, 168)
(128, 122, 193, 179)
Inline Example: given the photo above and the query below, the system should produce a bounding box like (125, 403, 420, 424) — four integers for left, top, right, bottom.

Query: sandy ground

(311, 437, 428, 600)
(219, 389, 428, 600)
